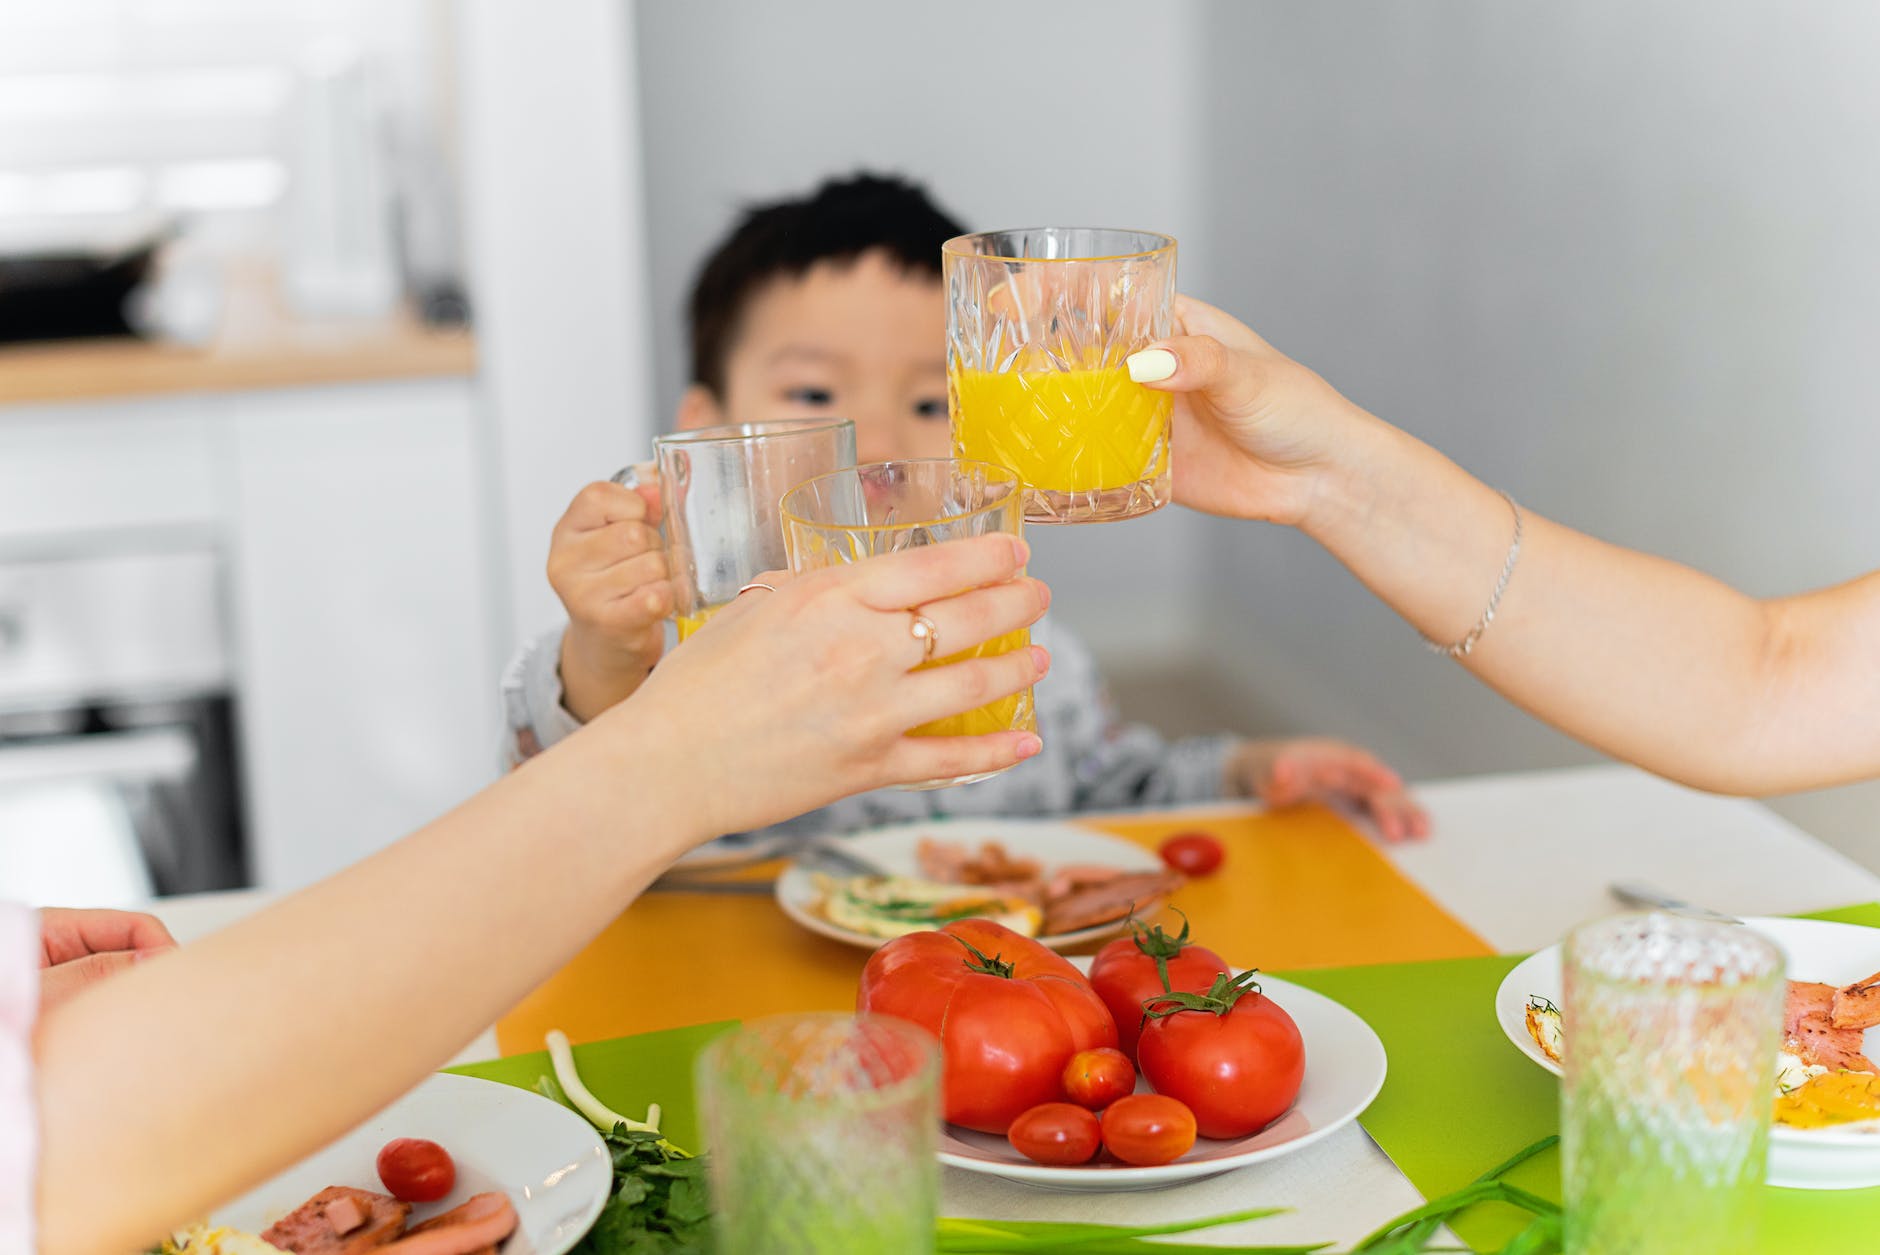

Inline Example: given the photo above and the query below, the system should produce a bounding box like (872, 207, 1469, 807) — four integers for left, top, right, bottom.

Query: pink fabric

(0, 904, 37, 1254)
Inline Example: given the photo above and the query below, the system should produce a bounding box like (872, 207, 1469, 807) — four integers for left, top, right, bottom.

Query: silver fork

(797, 841, 893, 878)
(1608, 880, 1743, 924)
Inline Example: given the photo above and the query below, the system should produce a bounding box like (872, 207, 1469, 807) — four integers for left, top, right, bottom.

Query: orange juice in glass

(781, 459, 1033, 789)
(945, 228, 1176, 524)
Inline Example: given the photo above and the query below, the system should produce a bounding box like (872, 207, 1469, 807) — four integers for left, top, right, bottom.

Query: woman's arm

(33, 536, 1049, 1255)
(1141, 298, 1880, 794)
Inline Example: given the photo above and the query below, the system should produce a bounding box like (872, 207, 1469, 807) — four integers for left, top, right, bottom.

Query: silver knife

(1608, 880, 1743, 924)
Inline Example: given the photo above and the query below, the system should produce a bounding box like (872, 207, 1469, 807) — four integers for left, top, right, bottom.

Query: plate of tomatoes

(858, 917, 1387, 1191)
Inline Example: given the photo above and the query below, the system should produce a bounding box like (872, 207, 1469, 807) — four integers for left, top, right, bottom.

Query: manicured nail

(1030, 645, 1052, 677)
(1015, 733, 1043, 760)
(1126, 347, 1177, 383)
(1036, 579, 1052, 610)
(1009, 536, 1030, 564)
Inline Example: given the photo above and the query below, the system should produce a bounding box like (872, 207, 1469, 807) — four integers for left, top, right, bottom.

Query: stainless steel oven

(0, 547, 246, 905)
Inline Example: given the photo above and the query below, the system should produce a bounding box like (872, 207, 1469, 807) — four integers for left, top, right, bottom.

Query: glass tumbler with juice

(945, 227, 1175, 524)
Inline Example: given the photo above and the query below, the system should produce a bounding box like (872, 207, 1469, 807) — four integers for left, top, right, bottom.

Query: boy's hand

(1227, 737, 1431, 842)
(548, 478, 671, 723)
(38, 907, 177, 1010)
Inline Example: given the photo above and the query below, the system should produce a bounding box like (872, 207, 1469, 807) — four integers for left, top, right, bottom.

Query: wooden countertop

(0, 278, 477, 407)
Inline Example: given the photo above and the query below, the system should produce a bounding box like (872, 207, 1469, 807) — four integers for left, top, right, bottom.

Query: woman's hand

(1128, 296, 1374, 527)
(38, 907, 176, 1010)
(616, 533, 1051, 841)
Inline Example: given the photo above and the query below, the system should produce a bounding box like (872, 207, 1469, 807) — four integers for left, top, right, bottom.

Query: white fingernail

(1127, 348, 1177, 383)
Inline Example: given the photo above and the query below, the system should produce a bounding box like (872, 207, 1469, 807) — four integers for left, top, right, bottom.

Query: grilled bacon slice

(1786, 980, 1879, 1074)
(260, 1185, 410, 1253)
(1831, 969, 1880, 1031)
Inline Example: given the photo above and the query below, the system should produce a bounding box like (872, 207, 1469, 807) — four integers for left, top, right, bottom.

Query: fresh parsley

(574, 1127, 714, 1255)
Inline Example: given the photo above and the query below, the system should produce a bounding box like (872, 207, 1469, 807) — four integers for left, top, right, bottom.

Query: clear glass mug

(780, 458, 1035, 789)
(696, 1012, 941, 1255)
(1561, 912, 1785, 1255)
(944, 227, 1176, 525)
(613, 419, 856, 639)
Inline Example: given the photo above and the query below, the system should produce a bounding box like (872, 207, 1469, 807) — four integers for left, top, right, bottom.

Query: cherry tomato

(1159, 831, 1225, 877)
(1088, 915, 1231, 1060)
(377, 1137, 456, 1203)
(1137, 970, 1306, 1139)
(1061, 1046, 1136, 1110)
(1099, 1094, 1197, 1166)
(1007, 1102, 1102, 1166)
(858, 919, 1117, 1133)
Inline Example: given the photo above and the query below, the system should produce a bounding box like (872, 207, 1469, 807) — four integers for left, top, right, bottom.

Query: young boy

(501, 173, 1427, 840)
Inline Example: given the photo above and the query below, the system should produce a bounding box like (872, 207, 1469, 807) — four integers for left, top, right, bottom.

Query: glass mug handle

(610, 462, 655, 491)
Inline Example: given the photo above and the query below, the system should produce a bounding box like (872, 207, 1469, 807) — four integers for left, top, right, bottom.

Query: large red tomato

(858, 919, 1117, 1133)
(1136, 970, 1305, 1139)
(1088, 914, 1230, 1059)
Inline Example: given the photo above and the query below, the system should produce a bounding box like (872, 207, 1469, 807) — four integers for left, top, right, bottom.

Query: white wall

(1191, 3, 1880, 849)
(630, 0, 1212, 661)
(461, 0, 658, 647)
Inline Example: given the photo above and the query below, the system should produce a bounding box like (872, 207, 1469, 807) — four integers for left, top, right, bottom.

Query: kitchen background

(2, 0, 1874, 905)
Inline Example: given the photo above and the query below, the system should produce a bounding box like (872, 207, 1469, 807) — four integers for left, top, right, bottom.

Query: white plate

(1495, 916, 1880, 1190)
(215, 1072, 610, 1252)
(940, 966, 1388, 1191)
(775, 818, 1168, 952)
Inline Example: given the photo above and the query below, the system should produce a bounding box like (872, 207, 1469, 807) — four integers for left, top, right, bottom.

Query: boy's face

(677, 249, 953, 464)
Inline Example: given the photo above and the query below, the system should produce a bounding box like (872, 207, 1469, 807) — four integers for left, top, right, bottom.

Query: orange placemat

(495, 803, 1492, 1055)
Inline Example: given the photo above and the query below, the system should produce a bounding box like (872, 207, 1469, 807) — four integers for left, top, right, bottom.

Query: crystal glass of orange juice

(615, 419, 855, 639)
(944, 228, 1176, 524)
(781, 459, 1034, 790)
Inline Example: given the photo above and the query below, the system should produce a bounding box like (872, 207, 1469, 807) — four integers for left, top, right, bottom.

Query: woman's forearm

(34, 721, 699, 1255)
(1302, 409, 1880, 793)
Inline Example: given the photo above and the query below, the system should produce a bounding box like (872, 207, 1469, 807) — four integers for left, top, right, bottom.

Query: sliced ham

(1786, 980, 1879, 1073)
(1832, 970, 1880, 1030)
(261, 1186, 410, 1254)
(379, 1192, 518, 1255)
(1043, 870, 1183, 936)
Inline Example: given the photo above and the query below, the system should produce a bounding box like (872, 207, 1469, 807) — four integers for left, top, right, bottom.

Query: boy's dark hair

(687, 172, 966, 395)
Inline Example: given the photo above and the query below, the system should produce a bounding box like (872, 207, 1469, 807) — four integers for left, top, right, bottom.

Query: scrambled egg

(816, 874, 1041, 940)
(161, 1223, 288, 1255)
(1773, 1071, 1880, 1129)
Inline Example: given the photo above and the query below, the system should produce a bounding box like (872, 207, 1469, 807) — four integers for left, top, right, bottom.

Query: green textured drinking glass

(1561, 912, 1784, 1255)
(696, 1012, 941, 1255)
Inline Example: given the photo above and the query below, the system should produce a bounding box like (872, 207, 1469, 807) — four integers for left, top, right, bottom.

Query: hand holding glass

(614, 419, 856, 638)
(782, 459, 1035, 789)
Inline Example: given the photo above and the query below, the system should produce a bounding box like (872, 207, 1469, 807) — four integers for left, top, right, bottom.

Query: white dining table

(147, 763, 1880, 1248)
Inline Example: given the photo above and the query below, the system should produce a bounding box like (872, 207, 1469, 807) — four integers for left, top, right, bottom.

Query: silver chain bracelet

(1421, 491, 1523, 660)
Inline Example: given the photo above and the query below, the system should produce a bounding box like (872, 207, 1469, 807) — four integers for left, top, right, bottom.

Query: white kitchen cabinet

(221, 378, 501, 889)
(1, 372, 503, 893)
(0, 397, 221, 548)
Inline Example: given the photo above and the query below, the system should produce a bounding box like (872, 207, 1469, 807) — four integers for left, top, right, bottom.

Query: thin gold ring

(736, 581, 779, 596)
(908, 611, 939, 662)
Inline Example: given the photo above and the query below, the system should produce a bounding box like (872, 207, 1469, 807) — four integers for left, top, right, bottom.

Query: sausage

(377, 1192, 518, 1255)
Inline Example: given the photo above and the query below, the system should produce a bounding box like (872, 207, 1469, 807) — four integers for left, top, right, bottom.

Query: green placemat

(1281, 903, 1880, 1253)
(448, 1019, 738, 1153)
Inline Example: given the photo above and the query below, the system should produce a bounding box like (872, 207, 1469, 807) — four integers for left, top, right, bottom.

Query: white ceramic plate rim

(775, 818, 1167, 952)
(213, 1072, 610, 1254)
(938, 967, 1388, 1188)
(1494, 915, 1880, 1148)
